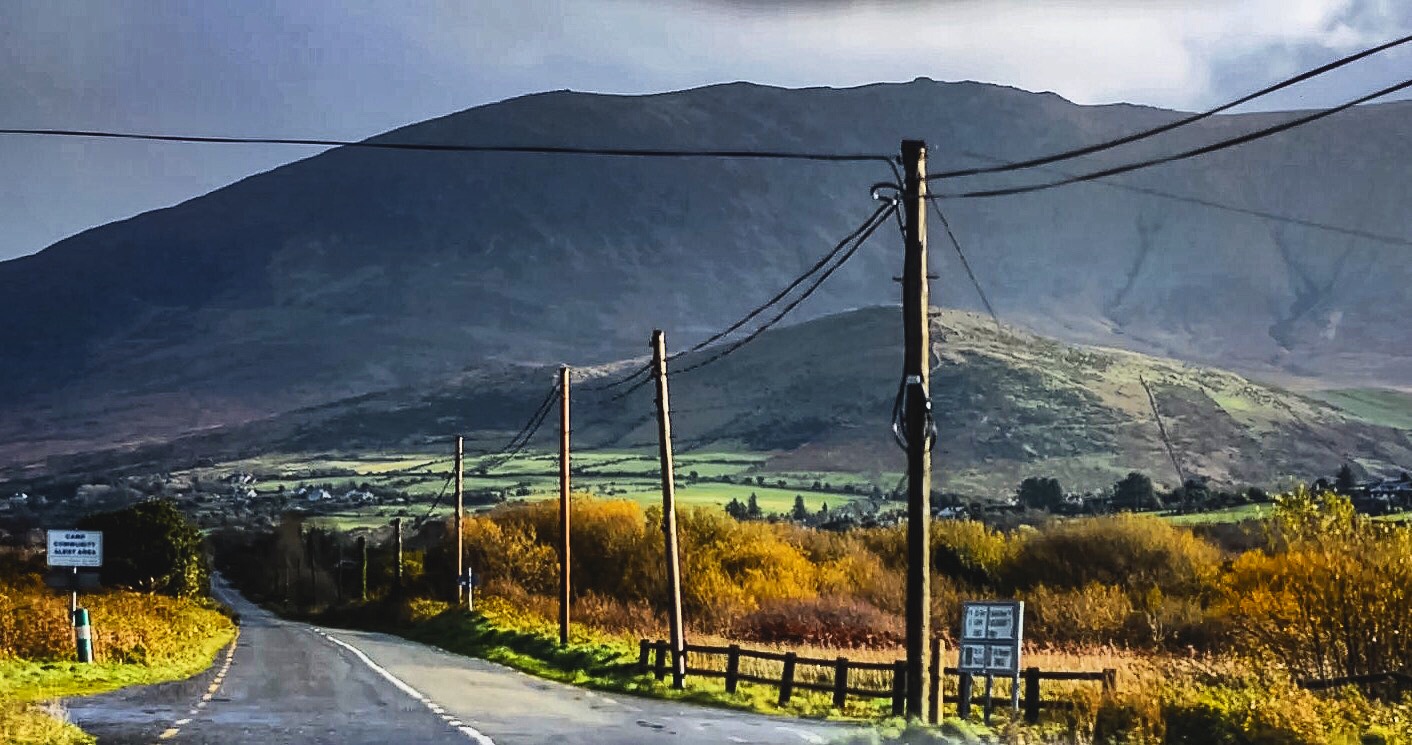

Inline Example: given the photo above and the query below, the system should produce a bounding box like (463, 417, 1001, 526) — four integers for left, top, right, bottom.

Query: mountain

(26, 307, 1412, 495)
(4, 79, 1412, 468)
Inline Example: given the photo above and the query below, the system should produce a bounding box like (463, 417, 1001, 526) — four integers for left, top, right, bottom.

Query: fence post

(638, 639, 650, 674)
(725, 645, 741, 694)
(890, 660, 907, 717)
(1102, 668, 1117, 694)
(1024, 667, 1041, 724)
(958, 671, 974, 720)
(654, 639, 667, 681)
(928, 638, 942, 724)
(778, 652, 797, 706)
(832, 656, 849, 709)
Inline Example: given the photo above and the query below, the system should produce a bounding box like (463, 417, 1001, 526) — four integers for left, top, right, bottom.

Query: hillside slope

(4, 79, 1412, 466)
(45, 307, 1411, 495)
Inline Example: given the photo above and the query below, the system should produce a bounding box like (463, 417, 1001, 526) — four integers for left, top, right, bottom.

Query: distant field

(190, 448, 868, 523)
(1309, 388, 1412, 430)
(1161, 503, 1268, 525)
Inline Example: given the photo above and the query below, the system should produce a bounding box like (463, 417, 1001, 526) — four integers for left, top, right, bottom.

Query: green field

(1308, 388, 1412, 430)
(186, 448, 869, 525)
(1161, 503, 1268, 525)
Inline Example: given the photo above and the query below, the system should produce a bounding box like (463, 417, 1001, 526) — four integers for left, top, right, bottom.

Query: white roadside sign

(47, 530, 103, 567)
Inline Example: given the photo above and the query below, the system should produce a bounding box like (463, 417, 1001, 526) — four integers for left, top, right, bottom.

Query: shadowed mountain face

(4, 79, 1411, 467)
(34, 307, 1412, 495)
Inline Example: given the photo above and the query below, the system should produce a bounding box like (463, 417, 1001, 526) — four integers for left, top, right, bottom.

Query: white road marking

(313, 628, 496, 745)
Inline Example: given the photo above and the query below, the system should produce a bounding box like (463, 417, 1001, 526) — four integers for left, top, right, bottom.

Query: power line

(418, 472, 456, 523)
(669, 200, 898, 378)
(579, 362, 653, 393)
(583, 202, 899, 396)
(0, 126, 895, 165)
(925, 32, 1412, 181)
(926, 200, 998, 324)
(949, 148, 1412, 246)
(675, 201, 897, 358)
(606, 199, 898, 400)
(471, 384, 562, 472)
(928, 77, 1412, 199)
(487, 384, 561, 456)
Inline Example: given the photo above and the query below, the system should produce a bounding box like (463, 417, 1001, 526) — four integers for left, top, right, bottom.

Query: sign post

(958, 600, 1024, 723)
(46, 530, 103, 663)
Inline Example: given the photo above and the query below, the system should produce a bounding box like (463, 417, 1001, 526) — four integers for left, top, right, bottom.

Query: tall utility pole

(454, 435, 464, 604)
(358, 535, 368, 602)
(901, 139, 933, 719)
(651, 330, 687, 689)
(558, 365, 572, 647)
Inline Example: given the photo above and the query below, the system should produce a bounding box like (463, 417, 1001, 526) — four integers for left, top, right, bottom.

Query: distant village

(2, 462, 1408, 533)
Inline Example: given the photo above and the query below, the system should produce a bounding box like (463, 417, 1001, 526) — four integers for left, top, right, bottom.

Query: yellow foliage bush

(0, 573, 233, 665)
(1004, 514, 1219, 597)
(1222, 487, 1412, 680)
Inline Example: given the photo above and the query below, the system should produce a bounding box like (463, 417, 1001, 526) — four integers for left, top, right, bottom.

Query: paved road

(65, 577, 858, 744)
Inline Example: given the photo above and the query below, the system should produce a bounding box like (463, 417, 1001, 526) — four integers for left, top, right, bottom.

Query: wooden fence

(638, 638, 1116, 722)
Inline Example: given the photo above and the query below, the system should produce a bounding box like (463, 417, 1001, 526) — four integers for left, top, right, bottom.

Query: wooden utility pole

(392, 517, 404, 593)
(358, 535, 368, 602)
(901, 139, 933, 719)
(454, 435, 464, 604)
(558, 365, 572, 647)
(305, 529, 317, 607)
(651, 330, 687, 689)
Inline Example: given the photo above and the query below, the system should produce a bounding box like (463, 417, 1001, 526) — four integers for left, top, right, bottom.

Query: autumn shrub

(1024, 583, 1134, 647)
(1221, 487, 1412, 681)
(0, 573, 232, 665)
(461, 497, 849, 631)
(735, 596, 903, 648)
(0, 575, 73, 660)
(1003, 514, 1220, 597)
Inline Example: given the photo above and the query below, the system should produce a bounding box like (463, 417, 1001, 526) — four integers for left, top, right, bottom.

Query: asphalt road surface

(64, 576, 859, 744)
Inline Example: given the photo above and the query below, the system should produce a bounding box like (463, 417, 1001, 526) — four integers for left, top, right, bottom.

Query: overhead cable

(926, 32, 1412, 180)
(928, 77, 1412, 199)
(0, 126, 894, 165)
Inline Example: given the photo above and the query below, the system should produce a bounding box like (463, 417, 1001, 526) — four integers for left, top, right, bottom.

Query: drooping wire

(948, 148, 1412, 246)
(925, 32, 1412, 181)
(472, 385, 561, 472)
(481, 384, 561, 458)
(676, 200, 897, 359)
(579, 361, 654, 393)
(417, 471, 456, 523)
(672, 201, 898, 377)
(928, 77, 1412, 199)
(0, 126, 895, 166)
(586, 200, 901, 399)
(610, 199, 898, 400)
(926, 199, 999, 325)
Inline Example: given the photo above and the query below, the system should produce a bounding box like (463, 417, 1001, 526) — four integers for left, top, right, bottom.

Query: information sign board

(46, 530, 103, 568)
(958, 600, 1024, 675)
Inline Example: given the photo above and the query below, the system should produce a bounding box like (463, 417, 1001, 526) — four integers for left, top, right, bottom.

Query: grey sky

(2, 0, 1409, 261)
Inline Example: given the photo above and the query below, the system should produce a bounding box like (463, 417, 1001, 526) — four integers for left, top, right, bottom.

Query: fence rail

(637, 638, 1116, 722)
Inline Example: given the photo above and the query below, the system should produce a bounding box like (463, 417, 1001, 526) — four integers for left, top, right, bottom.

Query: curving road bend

(64, 576, 858, 744)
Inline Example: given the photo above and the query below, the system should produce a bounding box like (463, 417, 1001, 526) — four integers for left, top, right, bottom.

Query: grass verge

(317, 595, 904, 720)
(0, 603, 235, 744)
